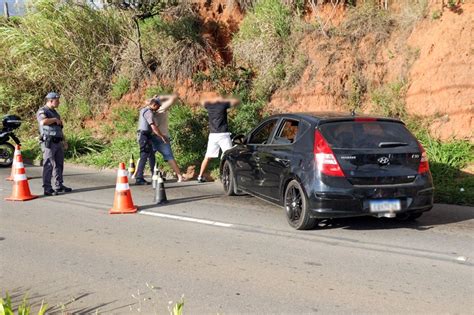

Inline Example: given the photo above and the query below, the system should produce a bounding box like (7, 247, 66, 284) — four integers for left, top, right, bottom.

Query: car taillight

(418, 142, 430, 174)
(314, 130, 345, 177)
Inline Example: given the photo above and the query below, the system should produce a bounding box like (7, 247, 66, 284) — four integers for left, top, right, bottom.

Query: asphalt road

(1, 164, 473, 314)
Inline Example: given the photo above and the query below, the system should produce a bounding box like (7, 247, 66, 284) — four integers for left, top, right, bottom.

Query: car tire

(284, 180, 316, 230)
(221, 160, 236, 196)
(0, 143, 15, 167)
(396, 212, 423, 221)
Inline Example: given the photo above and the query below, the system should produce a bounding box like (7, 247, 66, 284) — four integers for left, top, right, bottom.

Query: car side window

(273, 119, 299, 144)
(248, 119, 278, 144)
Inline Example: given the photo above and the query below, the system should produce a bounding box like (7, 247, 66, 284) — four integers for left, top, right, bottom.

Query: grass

(1, 293, 47, 315)
(413, 129, 474, 205)
(0, 0, 129, 117)
(111, 76, 131, 100)
(111, 105, 138, 135)
(371, 80, 408, 119)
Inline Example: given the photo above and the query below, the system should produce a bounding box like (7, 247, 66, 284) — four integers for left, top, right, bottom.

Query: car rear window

(319, 121, 419, 149)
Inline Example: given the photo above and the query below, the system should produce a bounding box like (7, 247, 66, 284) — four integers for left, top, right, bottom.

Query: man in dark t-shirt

(197, 95, 240, 182)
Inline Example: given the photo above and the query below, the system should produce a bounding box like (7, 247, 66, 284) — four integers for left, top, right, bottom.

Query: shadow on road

(314, 204, 474, 231)
(34, 184, 117, 199)
(3, 287, 130, 314)
(139, 194, 221, 210)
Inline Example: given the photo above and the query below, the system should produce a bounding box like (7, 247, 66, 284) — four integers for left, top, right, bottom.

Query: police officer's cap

(46, 92, 60, 100)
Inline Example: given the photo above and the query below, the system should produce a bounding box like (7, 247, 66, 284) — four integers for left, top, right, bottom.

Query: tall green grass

(415, 130, 474, 205)
(0, 0, 131, 116)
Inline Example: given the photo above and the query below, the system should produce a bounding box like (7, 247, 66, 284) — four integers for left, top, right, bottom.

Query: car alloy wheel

(222, 160, 235, 196)
(284, 180, 316, 230)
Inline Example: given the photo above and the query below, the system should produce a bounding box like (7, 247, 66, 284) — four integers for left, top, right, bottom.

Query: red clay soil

(405, 3, 473, 141)
(268, 3, 473, 141)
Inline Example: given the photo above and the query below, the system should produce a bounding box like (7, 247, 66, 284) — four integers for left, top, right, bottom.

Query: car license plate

(370, 199, 401, 212)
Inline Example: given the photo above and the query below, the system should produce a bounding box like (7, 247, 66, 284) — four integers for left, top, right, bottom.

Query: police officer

(36, 92, 72, 196)
(135, 97, 167, 185)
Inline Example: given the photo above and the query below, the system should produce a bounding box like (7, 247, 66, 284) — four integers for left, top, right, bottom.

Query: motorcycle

(0, 114, 22, 167)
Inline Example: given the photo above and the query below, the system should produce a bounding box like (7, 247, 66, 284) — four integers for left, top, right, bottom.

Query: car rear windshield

(319, 121, 419, 149)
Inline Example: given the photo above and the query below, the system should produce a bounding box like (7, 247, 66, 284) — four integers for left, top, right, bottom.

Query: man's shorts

(205, 132, 232, 158)
(151, 136, 175, 161)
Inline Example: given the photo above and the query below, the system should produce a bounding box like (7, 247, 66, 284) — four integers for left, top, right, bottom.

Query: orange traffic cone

(109, 162, 137, 214)
(5, 149, 38, 201)
(6, 145, 21, 181)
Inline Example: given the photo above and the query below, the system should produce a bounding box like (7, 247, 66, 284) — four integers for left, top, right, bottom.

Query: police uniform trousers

(42, 141, 64, 190)
(136, 132, 156, 180)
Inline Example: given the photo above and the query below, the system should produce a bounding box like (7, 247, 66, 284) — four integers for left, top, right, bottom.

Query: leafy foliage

(65, 131, 103, 160)
(168, 103, 208, 167)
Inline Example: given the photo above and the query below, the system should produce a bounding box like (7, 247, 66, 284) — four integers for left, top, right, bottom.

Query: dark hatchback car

(220, 112, 434, 230)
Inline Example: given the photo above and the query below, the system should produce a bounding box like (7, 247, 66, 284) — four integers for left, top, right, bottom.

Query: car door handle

(275, 158, 290, 166)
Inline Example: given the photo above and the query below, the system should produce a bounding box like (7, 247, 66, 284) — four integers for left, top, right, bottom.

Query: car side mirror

(232, 134, 246, 145)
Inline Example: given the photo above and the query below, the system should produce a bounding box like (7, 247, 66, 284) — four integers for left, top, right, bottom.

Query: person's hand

(56, 118, 63, 126)
(63, 140, 69, 150)
(161, 135, 168, 144)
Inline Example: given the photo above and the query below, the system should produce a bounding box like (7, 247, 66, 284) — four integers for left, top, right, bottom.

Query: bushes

(139, 11, 215, 81)
(232, 0, 294, 100)
(168, 103, 208, 167)
(342, 1, 394, 44)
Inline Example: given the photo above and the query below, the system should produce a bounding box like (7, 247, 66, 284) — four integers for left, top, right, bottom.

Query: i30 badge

(377, 156, 390, 166)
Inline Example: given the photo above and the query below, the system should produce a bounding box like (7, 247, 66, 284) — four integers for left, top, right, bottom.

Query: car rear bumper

(308, 187, 434, 219)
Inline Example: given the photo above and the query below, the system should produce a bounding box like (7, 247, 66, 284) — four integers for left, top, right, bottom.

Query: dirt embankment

(405, 3, 473, 140)
(267, 3, 473, 141)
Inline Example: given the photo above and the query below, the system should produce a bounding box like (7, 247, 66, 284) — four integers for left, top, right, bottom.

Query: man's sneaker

(55, 185, 72, 193)
(44, 189, 57, 196)
(135, 178, 150, 185)
(197, 176, 206, 183)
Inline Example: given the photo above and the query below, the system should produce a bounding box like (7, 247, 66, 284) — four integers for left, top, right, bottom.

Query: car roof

(268, 112, 404, 124)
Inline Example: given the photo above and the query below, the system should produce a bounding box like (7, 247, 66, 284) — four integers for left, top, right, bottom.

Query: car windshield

(319, 121, 418, 149)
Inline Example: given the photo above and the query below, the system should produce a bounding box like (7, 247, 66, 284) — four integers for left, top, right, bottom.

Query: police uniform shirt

(138, 107, 155, 132)
(36, 106, 64, 139)
(204, 101, 230, 133)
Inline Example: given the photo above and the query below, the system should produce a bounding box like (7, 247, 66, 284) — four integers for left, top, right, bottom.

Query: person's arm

(201, 96, 240, 107)
(226, 97, 240, 107)
(156, 94, 178, 113)
(41, 117, 63, 126)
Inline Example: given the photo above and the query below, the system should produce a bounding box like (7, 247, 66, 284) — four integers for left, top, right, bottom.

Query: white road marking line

(139, 210, 233, 228)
